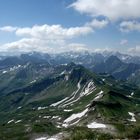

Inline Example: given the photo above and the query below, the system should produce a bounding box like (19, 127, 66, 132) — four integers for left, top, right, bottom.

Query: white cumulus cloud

(0, 20, 109, 54)
(120, 20, 140, 32)
(15, 24, 93, 39)
(0, 24, 94, 53)
(86, 19, 109, 29)
(70, 0, 140, 21)
(0, 26, 17, 32)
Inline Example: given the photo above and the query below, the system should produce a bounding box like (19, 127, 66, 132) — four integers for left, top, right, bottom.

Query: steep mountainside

(0, 59, 139, 140)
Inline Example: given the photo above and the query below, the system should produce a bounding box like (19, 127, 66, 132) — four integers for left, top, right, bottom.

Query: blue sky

(0, 0, 140, 55)
(0, 0, 83, 26)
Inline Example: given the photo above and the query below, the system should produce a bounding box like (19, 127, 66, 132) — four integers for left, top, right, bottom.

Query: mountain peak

(106, 55, 123, 64)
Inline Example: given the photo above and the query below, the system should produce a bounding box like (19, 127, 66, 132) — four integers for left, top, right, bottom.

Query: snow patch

(56, 125, 61, 128)
(86, 104, 91, 108)
(2, 71, 7, 74)
(127, 95, 132, 98)
(70, 119, 80, 126)
(52, 116, 59, 119)
(62, 80, 95, 107)
(127, 92, 134, 98)
(60, 70, 66, 75)
(17, 106, 22, 109)
(94, 91, 104, 101)
(15, 120, 22, 124)
(61, 63, 67, 66)
(81, 81, 96, 96)
(37, 106, 48, 110)
(87, 122, 106, 129)
(63, 108, 88, 127)
(131, 92, 134, 96)
(7, 119, 14, 124)
(64, 109, 73, 112)
(102, 79, 105, 81)
(52, 80, 96, 108)
(10, 65, 21, 71)
(8, 119, 22, 124)
(62, 123, 68, 128)
(35, 137, 47, 140)
(30, 80, 36, 84)
(61, 80, 81, 107)
(43, 116, 51, 119)
(50, 97, 69, 107)
(128, 112, 136, 122)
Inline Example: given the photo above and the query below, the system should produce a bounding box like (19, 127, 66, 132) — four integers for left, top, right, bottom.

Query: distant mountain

(92, 55, 140, 80)
(92, 56, 123, 73)
(51, 51, 105, 67)
(101, 51, 140, 64)
(20, 51, 51, 64)
(0, 51, 140, 81)
(0, 56, 24, 69)
(0, 52, 51, 69)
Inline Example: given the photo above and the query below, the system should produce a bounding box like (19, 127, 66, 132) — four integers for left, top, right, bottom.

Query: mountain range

(0, 51, 140, 140)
